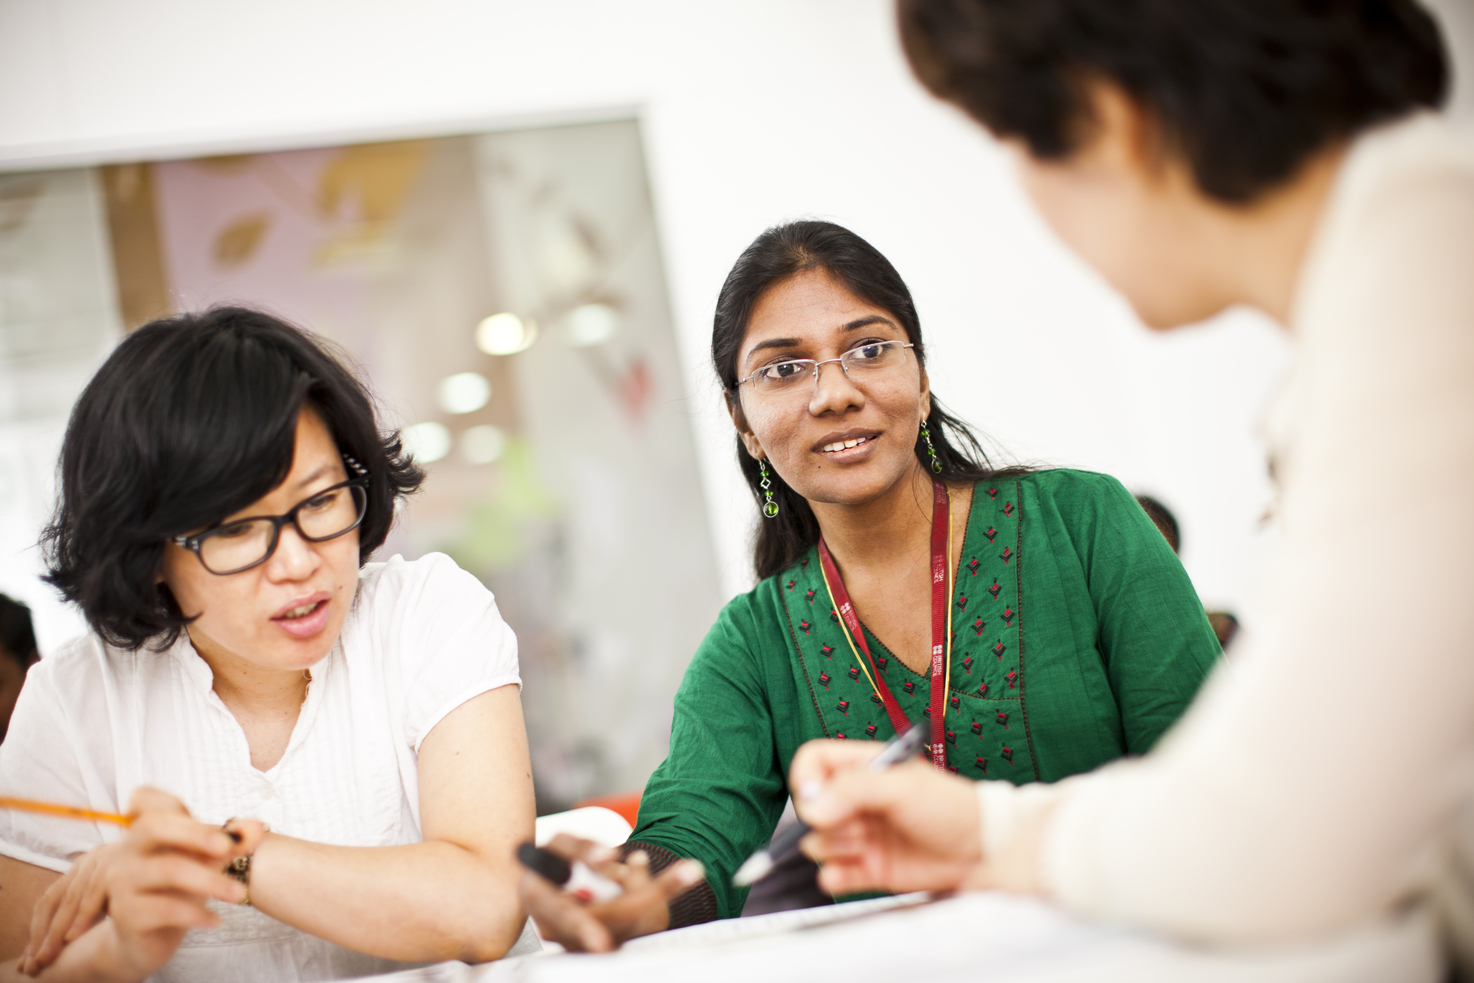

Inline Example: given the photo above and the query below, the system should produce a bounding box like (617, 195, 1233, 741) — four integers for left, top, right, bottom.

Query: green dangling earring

(759, 457, 780, 518)
(920, 418, 943, 474)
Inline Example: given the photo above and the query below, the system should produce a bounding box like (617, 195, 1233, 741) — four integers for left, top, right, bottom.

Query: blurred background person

(1205, 611, 1239, 651)
(1135, 494, 1238, 649)
(0, 594, 38, 744)
(792, 0, 1474, 970)
(1133, 494, 1179, 555)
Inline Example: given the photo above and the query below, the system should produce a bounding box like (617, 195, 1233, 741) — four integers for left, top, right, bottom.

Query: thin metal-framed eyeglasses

(169, 478, 370, 576)
(737, 341, 916, 397)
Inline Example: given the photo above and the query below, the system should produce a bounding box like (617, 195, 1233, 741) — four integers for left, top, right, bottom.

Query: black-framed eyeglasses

(737, 341, 916, 398)
(170, 479, 369, 576)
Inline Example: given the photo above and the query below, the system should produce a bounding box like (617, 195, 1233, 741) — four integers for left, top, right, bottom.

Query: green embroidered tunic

(631, 469, 1220, 919)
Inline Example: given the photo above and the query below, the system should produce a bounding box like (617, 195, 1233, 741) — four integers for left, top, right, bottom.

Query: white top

(978, 113, 1474, 967)
(0, 552, 522, 983)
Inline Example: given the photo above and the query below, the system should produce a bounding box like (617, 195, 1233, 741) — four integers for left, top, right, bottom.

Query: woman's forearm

(245, 834, 525, 963)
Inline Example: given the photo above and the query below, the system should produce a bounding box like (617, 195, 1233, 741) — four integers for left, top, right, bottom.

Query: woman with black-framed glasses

(169, 476, 369, 576)
(519, 220, 1223, 951)
(0, 307, 539, 982)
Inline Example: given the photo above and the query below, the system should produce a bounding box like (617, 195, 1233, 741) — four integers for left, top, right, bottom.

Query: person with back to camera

(789, 0, 1474, 973)
(518, 220, 1224, 950)
(0, 307, 538, 982)
(0, 595, 39, 743)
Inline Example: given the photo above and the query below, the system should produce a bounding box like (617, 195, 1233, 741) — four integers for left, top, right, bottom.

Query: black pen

(517, 842, 625, 902)
(731, 720, 930, 887)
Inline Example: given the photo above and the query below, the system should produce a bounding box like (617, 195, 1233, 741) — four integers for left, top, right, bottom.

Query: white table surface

(354, 892, 1442, 983)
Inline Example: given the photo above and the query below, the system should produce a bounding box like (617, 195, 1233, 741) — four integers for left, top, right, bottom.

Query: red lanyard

(817, 477, 951, 768)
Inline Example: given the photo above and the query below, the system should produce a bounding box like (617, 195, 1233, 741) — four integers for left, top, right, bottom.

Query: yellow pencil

(0, 796, 131, 826)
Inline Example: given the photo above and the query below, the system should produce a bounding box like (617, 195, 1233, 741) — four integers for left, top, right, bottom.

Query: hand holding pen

(733, 720, 931, 887)
(785, 726, 986, 898)
(517, 723, 940, 951)
(516, 834, 705, 952)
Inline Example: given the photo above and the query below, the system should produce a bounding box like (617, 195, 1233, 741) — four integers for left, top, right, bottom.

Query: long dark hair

(42, 306, 424, 650)
(713, 221, 1029, 580)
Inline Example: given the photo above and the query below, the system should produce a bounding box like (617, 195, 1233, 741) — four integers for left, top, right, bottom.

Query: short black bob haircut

(898, 0, 1449, 203)
(714, 220, 1030, 581)
(42, 307, 424, 650)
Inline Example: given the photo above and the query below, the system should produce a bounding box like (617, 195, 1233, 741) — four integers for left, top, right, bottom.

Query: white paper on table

(345, 892, 1439, 983)
(472, 892, 1440, 983)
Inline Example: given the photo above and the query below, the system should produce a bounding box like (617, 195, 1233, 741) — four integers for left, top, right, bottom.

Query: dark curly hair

(714, 221, 1030, 581)
(898, 0, 1448, 203)
(41, 307, 424, 650)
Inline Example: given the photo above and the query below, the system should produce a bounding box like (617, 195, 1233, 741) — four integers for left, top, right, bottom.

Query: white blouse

(0, 552, 524, 982)
(978, 114, 1474, 967)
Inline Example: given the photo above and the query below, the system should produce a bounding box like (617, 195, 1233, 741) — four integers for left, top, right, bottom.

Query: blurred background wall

(1, 0, 1470, 801)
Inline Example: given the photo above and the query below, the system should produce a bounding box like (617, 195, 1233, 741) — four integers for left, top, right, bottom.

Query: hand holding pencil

(12, 787, 263, 980)
(0, 797, 132, 827)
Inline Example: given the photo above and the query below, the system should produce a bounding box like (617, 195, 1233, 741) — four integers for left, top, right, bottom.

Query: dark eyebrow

(745, 337, 803, 358)
(291, 462, 340, 492)
(840, 315, 897, 333)
(210, 461, 344, 529)
(742, 316, 900, 363)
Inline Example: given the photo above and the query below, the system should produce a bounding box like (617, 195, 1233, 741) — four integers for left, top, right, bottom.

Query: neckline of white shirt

(165, 633, 338, 782)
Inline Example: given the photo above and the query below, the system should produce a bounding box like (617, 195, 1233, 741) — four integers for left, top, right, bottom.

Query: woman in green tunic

(520, 220, 1220, 949)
